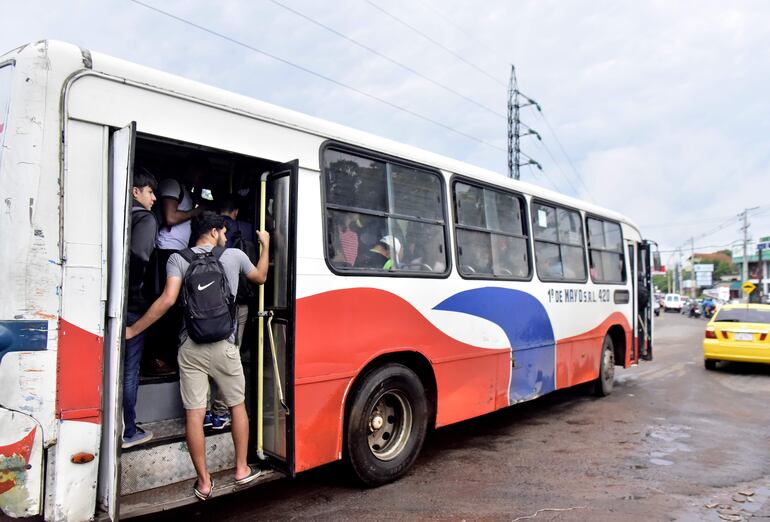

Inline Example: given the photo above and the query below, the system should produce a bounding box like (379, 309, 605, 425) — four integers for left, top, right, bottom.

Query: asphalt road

(140, 313, 770, 521)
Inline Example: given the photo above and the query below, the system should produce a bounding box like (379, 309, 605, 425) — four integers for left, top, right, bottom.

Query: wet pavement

(140, 313, 770, 521)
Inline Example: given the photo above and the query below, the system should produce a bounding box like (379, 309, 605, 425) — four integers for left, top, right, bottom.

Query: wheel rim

(603, 343, 615, 385)
(367, 389, 413, 461)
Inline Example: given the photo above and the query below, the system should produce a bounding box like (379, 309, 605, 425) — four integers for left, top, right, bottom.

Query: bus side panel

(293, 288, 511, 472)
(556, 312, 631, 386)
(431, 352, 501, 427)
(50, 119, 108, 521)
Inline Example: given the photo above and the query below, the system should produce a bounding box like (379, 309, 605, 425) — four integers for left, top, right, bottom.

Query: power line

(535, 111, 595, 202)
(397, 0, 596, 200)
(364, 0, 507, 87)
(267, 0, 506, 120)
(127, 0, 506, 153)
(417, 0, 506, 61)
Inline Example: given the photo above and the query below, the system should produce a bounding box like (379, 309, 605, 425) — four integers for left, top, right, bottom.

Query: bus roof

(5, 40, 643, 236)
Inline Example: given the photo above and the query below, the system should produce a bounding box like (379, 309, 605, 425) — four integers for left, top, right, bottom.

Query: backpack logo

(197, 281, 215, 291)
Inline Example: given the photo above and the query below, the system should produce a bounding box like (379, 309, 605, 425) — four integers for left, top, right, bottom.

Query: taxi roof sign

(742, 281, 756, 294)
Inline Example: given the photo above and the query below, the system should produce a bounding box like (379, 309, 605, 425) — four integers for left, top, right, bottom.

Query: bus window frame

(530, 197, 589, 284)
(585, 213, 627, 285)
(319, 140, 452, 279)
(450, 175, 533, 282)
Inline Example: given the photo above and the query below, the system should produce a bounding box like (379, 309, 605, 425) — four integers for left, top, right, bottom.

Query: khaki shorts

(177, 337, 245, 410)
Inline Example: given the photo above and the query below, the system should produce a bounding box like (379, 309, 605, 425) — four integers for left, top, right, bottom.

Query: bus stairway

(118, 466, 280, 519)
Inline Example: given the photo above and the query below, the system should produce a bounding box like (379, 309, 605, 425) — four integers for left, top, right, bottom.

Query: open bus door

(96, 122, 135, 520)
(253, 160, 298, 476)
(639, 241, 655, 361)
(626, 241, 638, 363)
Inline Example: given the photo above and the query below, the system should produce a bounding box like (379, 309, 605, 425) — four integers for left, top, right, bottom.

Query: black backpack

(178, 247, 235, 343)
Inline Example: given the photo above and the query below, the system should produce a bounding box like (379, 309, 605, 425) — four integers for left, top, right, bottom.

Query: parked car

(703, 304, 770, 370)
(664, 293, 683, 313)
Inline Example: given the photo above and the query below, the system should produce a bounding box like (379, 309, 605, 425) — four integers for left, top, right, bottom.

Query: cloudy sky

(4, 0, 770, 268)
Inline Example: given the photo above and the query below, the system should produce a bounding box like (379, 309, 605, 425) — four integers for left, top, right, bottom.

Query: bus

(0, 41, 654, 521)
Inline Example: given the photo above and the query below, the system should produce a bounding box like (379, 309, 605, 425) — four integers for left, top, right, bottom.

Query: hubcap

(367, 389, 413, 461)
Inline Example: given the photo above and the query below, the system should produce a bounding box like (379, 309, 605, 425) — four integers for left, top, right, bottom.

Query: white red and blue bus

(0, 41, 654, 521)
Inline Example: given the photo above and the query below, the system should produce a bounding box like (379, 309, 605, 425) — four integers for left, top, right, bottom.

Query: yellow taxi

(703, 303, 770, 370)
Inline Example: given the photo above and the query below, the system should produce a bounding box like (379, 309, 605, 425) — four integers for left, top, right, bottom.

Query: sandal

(193, 475, 214, 501)
(234, 465, 263, 486)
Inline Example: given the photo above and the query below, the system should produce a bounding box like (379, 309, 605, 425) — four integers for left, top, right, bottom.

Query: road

(140, 313, 770, 521)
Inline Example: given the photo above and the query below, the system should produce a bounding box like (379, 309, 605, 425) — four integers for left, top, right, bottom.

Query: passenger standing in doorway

(205, 196, 258, 429)
(147, 157, 207, 375)
(126, 212, 270, 499)
(123, 168, 158, 448)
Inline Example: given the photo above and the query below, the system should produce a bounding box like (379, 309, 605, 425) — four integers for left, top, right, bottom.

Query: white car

(664, 293, 683, 312)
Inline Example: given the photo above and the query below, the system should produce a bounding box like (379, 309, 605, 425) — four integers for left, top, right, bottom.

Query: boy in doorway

(126, 212, 270, 498)
(123, 168, 158, 448)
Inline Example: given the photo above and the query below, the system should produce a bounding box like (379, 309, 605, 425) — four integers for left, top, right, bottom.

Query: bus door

(97, 122, 136, 520)
(638, 241, 654, 360)
(254, 160, 298, 476)
(626, 241, 638, 363)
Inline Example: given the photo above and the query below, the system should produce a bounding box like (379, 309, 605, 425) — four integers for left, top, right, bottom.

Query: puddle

(641, 423, 693, 467)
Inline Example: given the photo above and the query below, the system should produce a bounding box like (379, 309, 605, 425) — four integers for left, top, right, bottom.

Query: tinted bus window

(587, 217, 625, 283)
(0, 65, 13, 167)
(532, 202, 586, 281)
(323, 148, 447, 274)
(454, 182, 530, 279)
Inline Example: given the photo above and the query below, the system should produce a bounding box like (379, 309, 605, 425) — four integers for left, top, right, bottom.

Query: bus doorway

(98, 130, 295, 516)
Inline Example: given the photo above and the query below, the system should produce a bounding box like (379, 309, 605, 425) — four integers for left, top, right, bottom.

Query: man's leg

(178, 338, 212, 493)
(185, 408, 210, 493)
(230, 402, 251, 480)
(123, 311, 146, 440)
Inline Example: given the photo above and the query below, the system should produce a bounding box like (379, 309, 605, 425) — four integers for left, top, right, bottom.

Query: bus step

(120, 431, 234, 495)
(119, 467, 280, 519)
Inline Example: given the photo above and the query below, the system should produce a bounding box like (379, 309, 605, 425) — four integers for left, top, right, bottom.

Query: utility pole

(739, 207, 759, 301)
(690, 237, 696, 298)
(507, 65, 542, 179)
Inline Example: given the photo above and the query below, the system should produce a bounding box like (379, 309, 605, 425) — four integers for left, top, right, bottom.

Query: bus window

(532, 202, 586, 282)
(587, 217, 625, 283)
(454, 181, 530, 279)
(322, 147, 447, 274)
(0, 64, 13, 167)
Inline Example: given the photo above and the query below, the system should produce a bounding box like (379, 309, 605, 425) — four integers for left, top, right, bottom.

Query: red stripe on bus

(57, 319, 103, 424)
(293, 288, 510, 472)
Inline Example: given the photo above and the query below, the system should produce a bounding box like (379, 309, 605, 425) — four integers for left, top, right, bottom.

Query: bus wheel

(594, 335, 615, 397)
(345, 364, 428, 486)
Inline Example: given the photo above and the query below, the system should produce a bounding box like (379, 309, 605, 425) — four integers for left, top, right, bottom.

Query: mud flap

(0, 408, 43, 518)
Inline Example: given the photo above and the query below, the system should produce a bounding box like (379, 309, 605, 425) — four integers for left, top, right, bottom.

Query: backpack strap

(211, 246, 226, 259)
(178, 248, 195, 263)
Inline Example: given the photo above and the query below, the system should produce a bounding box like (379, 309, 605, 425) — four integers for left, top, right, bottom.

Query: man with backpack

(126, 211, 270, 499)
(205, 196, 258, 430)
(124, 168, 158, 448)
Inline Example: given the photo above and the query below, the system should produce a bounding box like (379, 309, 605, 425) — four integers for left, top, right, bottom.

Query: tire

(345, 364, 429, 486)
(594, 335, 615, 397)
(704, 359, 718, 371)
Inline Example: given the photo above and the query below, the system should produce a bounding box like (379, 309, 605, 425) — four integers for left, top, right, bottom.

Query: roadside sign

(757, 242, 770, 251)
(742, 281, 756, 294)
(693, 264, 714, 272)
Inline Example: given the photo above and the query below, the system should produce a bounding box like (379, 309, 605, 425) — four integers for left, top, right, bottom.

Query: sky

(4, 0, 770, 269)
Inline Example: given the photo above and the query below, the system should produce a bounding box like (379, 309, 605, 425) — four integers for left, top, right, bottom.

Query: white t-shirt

(156, 178, 193, 250)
